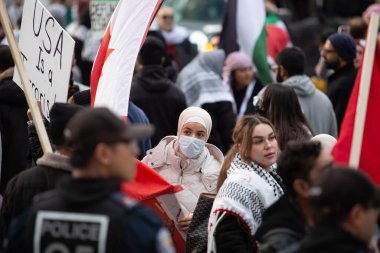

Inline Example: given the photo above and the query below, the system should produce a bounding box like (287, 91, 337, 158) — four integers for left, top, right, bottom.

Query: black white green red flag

(220, 0, 272, 84)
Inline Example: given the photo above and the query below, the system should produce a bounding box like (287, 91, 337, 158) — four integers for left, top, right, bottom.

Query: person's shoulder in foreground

(300, 167, 380, 253)
(5, 107, 174, 253)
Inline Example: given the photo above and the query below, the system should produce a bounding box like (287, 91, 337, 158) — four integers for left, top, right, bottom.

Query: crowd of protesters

(1, 0, 380, 252)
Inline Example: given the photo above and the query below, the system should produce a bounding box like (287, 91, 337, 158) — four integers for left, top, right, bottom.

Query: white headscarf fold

(177, 107, 212, 141)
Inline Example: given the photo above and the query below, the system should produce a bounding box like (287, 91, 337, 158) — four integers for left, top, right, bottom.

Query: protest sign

(0, 0, 52, 153)
(90, 0, 119, 39)
(14, 0, 75, 120)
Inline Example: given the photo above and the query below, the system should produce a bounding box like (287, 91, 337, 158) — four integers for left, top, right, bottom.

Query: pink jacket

(142, 136, 224, 214)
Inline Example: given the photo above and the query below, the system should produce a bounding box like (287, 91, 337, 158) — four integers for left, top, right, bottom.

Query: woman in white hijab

(143, 107, 224, 232)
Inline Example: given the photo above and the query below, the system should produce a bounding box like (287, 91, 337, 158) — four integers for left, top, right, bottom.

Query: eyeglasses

(160, 15, 173, 20)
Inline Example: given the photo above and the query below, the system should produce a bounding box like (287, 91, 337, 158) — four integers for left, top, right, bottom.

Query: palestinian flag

(220, 0, 272, 84)
(265, 12, 291, 63)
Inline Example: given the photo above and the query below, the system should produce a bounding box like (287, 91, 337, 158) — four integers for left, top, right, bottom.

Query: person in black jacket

(255, 140, 334, 253)
(0, 103, 82, 245)
(127, 102, 152, 160)
(321, 33, 357, 130)
(6, 107, 174, 253)
(223, 51, 263, 118)
(0, 45, 29, 194)
(299, 168, 380, 253)
(131, 36, 187, 147)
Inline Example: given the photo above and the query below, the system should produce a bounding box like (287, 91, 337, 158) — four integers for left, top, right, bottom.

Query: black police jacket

(6, 178, 174, 253)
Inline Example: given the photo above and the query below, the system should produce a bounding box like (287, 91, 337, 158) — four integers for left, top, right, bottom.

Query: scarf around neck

(208, 153, 284, 240)
(176, 50, 234, 107)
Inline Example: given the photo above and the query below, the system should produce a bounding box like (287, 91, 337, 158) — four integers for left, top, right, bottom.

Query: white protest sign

(13, 0, 75, 120)
(90, 0, 119, 39)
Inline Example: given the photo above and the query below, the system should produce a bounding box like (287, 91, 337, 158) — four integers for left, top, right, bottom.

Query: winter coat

(232, 79, 264, 117)
(128, 101, 152, 160)
(0, 152, 71, 243)
(6, 178, 174, 253)
(0, 67, 29, 193)
(283, 75, 338, 137)
(326, 63, 357, 131)
(202, 101, 236, 154)
(131, 66, 187, 147)
(213, 213, 257, 253)
(255, 195, 309, 253)
(142, 136, 223, 214)
(27, 120, 47, 163)
(299, 225, 370, 253)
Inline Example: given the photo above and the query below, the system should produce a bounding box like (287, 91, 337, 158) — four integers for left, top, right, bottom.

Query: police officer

(7, 107, 174, 253)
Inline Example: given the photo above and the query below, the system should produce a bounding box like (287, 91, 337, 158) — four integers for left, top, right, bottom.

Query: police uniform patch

(34, 211, 109, 253)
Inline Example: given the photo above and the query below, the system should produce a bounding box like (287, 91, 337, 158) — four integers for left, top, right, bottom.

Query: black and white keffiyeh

(176, 50, 234, 107)
(207, 153, 284, 252)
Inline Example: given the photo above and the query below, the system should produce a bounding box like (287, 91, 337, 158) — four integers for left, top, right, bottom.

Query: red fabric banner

(332, 43, 380, 184)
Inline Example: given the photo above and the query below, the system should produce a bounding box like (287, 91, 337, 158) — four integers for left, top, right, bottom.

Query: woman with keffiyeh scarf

(207, 115, 284, 253)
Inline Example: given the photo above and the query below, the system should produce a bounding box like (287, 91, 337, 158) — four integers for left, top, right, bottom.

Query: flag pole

(0, 0, 52, 153)
(349, 13, 379, 168)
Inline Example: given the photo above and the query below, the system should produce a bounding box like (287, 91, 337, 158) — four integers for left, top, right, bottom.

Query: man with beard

(275, 47, 337, 137)
(321, 33, 357, 130)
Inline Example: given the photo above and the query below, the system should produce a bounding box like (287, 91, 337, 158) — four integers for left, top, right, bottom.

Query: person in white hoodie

(275, 47, 338, 137)
(142, 107, 224, 232)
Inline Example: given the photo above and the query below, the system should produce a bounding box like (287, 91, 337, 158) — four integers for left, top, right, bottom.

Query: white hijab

(177, 107, 212, 141)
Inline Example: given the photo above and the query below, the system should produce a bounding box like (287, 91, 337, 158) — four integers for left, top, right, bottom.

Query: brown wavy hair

(259, 84, 312, 150)
(216, 115, 276, 191)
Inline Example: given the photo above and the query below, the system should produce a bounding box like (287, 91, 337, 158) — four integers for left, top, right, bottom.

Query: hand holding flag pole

(0, 0, 52, 153)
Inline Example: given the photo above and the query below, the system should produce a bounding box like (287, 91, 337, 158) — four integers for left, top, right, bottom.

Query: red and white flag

(90, 0, 163, 117)
(89, 0, 181, 201)
(332, 43, 380, 184)
(90, 2, 185, 250)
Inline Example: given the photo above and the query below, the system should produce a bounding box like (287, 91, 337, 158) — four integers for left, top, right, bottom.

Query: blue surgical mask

(178, 135, 206, 158)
